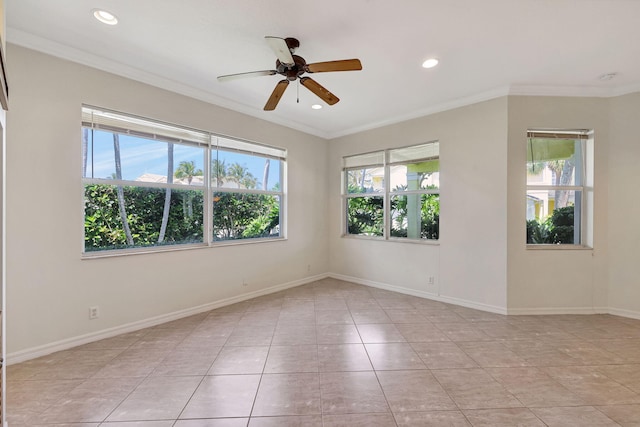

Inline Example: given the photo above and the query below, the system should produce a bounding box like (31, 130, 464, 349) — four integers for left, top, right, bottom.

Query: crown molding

(326, 86, 511, 139)
(509, 83, 640, 98)
(611, 82, 640, 97)
(509, 84, 613, 98)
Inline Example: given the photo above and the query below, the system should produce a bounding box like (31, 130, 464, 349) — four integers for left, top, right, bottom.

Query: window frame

(81, 106, 286, 257)
(342, 141, 440, 243)
(525, 129, 593, 249)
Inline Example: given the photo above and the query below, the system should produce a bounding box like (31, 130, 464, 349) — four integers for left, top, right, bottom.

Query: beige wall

(6, 45, 329, 356)
(328, 98, 509, 312)
(607, 92, 640, 316)
(506, 96, 610, 312)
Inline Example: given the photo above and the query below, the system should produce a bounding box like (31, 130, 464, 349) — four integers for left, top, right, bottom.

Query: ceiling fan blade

(265, 36, 295, 66)
(306, 59, 362, 73)
(217, 70, 277, 82)
(300, 77, 339, 105)
(264, 80, 289, 111)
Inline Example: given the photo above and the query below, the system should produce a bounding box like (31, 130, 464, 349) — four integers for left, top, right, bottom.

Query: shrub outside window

(526, 129, 593, 247)
(343, 142, 439, 241)
(344, 151, 385, 236)
(82, 106, 285, 254)
(211, 138, 282, 242)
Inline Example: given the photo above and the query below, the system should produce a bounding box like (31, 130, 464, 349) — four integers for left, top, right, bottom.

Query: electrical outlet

(242, 280, 249, 287)
(428, 276, 435, 285)
(307, 264, 311, 272)
(89, 306, 99, 320)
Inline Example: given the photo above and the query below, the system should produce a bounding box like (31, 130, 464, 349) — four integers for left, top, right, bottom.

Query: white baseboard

(7, 273, 329, 365)
(330, 273, 638, 320)
(507, 306, 610, 315)
(607, 306, 640, 320)
(328, 273, 508, 315)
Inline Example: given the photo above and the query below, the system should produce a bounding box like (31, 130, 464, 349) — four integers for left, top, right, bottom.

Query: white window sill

(341, 234, 440, 246)
(526, 244, 592, 251)
(82, 237, 287, 259)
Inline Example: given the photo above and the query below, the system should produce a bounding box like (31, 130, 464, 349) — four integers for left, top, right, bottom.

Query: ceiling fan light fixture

(422, 58, 439, 69)
(311, 104, 323, 110)
(92, 9, 118, 25)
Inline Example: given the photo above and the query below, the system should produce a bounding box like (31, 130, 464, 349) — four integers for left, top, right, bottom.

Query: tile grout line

(100, 314, 209, 424)
(20, 335, 143, 424)
(96, 330, 173, 424)
(315, 299, 325, 426)
(172, 311, 232, 424)
(354, 296, 400, 427)
(246, 309, 277, 424)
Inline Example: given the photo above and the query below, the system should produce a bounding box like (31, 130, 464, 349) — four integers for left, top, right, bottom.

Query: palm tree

(82, 128, 89, 177)
(211, 159, 227, 187)
(174, 160, 203, 184)
(158, 143, 174, 243)
(227, 163, 247, 188)
(347, 168, 368, 191)
(546, 159, 575, 210)
(547, 160, 565, 186)
(228, 163, 257, 189)
(240, 173, 258, 189)
(113, 134, 134, 245)
(262, 159, 270, 191)
(557, 157, 575, 208)
(174, 160, 203, 217)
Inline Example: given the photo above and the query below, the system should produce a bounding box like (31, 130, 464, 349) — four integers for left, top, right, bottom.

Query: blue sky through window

(86, 130, 280, 190)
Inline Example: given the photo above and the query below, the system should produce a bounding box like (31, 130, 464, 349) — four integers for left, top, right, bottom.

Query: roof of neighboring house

(135, 173, 250, 189)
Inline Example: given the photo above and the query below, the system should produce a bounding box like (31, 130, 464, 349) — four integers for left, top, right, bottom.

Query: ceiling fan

(217, 36, 362, 111)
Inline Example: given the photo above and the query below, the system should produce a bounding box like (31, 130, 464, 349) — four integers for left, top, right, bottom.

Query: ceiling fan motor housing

(276, 55, 308, 81)
(284, 37, 300, 53)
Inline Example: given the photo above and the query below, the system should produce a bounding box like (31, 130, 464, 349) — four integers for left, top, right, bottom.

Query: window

(211, 137, 283, 242)
(526, 129, 593, 246)
(343, 142, 439, 241)
(82, 107, 285, 254)
(344, 151, 385, 236)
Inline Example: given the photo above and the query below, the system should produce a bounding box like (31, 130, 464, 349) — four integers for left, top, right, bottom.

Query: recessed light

(93, 9, 118, 25)
(422, 58, 439, 69)
(311, 104, 322, 110)
(598, 72, 617, 81)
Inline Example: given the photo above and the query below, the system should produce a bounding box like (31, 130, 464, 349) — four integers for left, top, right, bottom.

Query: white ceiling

(7, 0, 640, 138)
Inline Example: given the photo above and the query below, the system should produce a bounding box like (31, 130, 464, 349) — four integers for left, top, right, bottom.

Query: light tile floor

(8, 278, 640, 426)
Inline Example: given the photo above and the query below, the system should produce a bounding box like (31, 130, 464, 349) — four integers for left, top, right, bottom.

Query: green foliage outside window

(213, 192, 280, 240)
(84, 184, 280, 251)
(346, 184, 439, 239)
(347, 196, 384, 236)
(390, 192, 440, 239)
(84, 185, 203, 251)
(526, 205, 574, 244)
